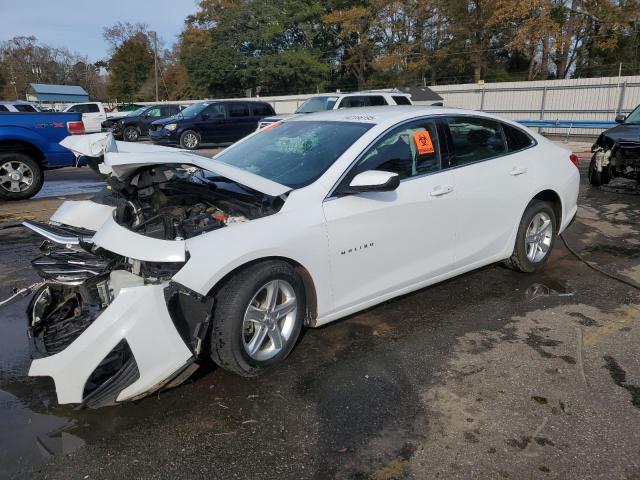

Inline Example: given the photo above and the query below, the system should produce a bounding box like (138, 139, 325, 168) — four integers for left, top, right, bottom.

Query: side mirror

(615, 114, 626, 124)
(339, 170, 400, 195)
(144, 114, 151, 118)
(201, 113, 210, 120)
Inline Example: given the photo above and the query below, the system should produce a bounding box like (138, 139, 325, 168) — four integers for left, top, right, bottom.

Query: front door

(323, 118, 458, 312)
(139, 107, 163, 135)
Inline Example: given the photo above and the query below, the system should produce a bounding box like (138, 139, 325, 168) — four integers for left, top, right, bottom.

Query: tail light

(67, 121, 85, 135)
(569, 153, 579, 169)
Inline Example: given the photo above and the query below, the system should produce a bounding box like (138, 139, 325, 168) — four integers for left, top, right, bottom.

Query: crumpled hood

(60, 132, 291, 197)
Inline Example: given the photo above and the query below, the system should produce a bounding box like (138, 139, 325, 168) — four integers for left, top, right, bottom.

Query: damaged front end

(25, 232, 211, 408)
(591, 135, 640, 185)
(21, 134, 289, 408)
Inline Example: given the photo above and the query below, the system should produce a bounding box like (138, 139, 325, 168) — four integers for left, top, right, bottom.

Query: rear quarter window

(502, 123, 535, 152)
(251, 103, 275, 116)
(392, 96, 412, 105)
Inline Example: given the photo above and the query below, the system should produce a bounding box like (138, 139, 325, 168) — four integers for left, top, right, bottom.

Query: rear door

(198, 103, 228, 143)
(443, 116, 535, 267)
(323, 117, 457, 312)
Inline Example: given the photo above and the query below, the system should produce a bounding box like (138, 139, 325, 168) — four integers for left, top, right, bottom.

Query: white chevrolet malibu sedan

(22, 107, 579, 407)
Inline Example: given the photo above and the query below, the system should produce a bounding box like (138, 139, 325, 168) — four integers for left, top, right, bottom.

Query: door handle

(430, 185, 454, 197)
(510, 166, 528, 176)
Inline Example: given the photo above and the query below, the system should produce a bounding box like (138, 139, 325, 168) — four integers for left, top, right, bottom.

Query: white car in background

(63, 102, 107, 133)
(256, 90, 414, 129)
(22, 107, 579, 408)
(0, 100, 41, 112)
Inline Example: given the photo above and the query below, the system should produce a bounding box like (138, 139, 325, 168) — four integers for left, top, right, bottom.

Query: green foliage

(107, 33, 154, 101)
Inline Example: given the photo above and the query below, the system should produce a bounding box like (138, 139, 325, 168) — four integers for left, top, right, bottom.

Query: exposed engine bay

(590, 127, 640, 187)
(109, 164, 283, 240)
(17, 149, 288, 408)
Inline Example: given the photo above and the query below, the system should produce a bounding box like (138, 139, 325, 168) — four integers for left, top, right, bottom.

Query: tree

(103, 23, 155, 101)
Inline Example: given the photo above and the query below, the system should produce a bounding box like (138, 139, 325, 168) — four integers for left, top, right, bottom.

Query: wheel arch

(206, 256, 318, 326)
(530, 189, 563, 230)
(0, 139, 46, 167)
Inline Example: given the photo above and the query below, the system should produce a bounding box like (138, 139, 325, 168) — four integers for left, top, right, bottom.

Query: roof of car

(287, 106, 517, 126)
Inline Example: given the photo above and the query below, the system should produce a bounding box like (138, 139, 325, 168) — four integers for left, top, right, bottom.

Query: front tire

(588, 154, 611, 186)
(506, 200, 556, 273)
(180, 130, 200, 150)
(0, 153, 44, 200)
(210, 261, 305, 377)
(123, 126, 139, 142)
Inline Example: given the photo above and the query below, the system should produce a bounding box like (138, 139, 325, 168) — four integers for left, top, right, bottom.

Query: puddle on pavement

(34, 180, 105, 199)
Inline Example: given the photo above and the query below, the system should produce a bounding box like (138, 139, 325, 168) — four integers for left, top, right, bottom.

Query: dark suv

(149, 101, 275, 149)
(102, 104, 183, 141)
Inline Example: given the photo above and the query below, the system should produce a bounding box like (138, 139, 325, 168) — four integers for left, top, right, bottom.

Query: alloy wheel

(242, 280, 298, 361)
(525, 212, 553, 263)
(183, 133, 198, 149)
(0, 160, 34, 194)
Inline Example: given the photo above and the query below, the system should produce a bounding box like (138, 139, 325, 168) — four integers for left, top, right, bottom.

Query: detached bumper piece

(28, 282, 195, 408)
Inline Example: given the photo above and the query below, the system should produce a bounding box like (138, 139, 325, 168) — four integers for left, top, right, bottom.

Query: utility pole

(153, 31, 159, 102)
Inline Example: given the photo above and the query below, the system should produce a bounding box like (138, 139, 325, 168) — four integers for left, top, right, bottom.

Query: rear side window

(228, 103, 250, 117)
(392, 96, 412, 105)
(502, 123, 534, 152)
(86, 104, 100, 113)
(251, 103, 274, 116)
(0, 105, 8, 112)
(368, 96, 387, 106)
(14, 104, 37, 112)
(446, 116, 506, 166)
(163, 106, 179, 116)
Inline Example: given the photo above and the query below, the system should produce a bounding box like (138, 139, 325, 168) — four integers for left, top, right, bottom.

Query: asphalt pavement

(0, 146, 639, 480)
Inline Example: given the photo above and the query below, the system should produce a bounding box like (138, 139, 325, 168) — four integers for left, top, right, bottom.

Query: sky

(0, 0, 199, 61)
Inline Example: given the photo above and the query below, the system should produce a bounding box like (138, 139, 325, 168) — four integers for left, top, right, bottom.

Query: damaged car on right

(589, 105, 640, 186)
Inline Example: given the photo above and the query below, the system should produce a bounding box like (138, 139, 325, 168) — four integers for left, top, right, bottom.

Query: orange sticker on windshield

(413, 131, 434, 155)
(261, 120, 282, 132)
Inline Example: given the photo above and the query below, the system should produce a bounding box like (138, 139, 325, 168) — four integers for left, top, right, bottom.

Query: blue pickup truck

(0, 112, 85, 200)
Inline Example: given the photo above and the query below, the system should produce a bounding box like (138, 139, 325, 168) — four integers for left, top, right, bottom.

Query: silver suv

(257, 90, 413, 129)
(0, 101, 41, 113)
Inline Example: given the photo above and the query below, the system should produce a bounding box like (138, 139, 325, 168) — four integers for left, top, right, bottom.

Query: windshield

(180, 102, 210, 117)
(624, 105, 640, 124)
(295, 96, 339, 114)
(214, 121, 372, 189)
(127, 107, 147, 117)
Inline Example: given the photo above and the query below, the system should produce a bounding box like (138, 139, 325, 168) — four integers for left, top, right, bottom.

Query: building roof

(28, 83, 89, 102)
(397, 86, 443, 102)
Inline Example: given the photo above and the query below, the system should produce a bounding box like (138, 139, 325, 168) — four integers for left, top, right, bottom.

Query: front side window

(338, 96, 368, 108)
(180, 103, 209, 117)
(446, 116, 506, 166)
(127, 107, 147, 117)
(296, 96, 338, 113)
(203, 104, 226, 119)
(215, 121, 372, 189)
(146, 107, 162, 117)
(0, 105, 7, 112)
(346, 119, 441, 182)
(228, 103, 250, 117)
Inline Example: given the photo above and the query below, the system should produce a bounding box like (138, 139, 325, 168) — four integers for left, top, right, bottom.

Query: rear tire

(209, 261, 305, 377)
(588, 154, 611, 186)
(123, 126, 139, 142)
(0, 153, 44, 200)
(506, 200, 556, 273)
(180, 130, 200, 150)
